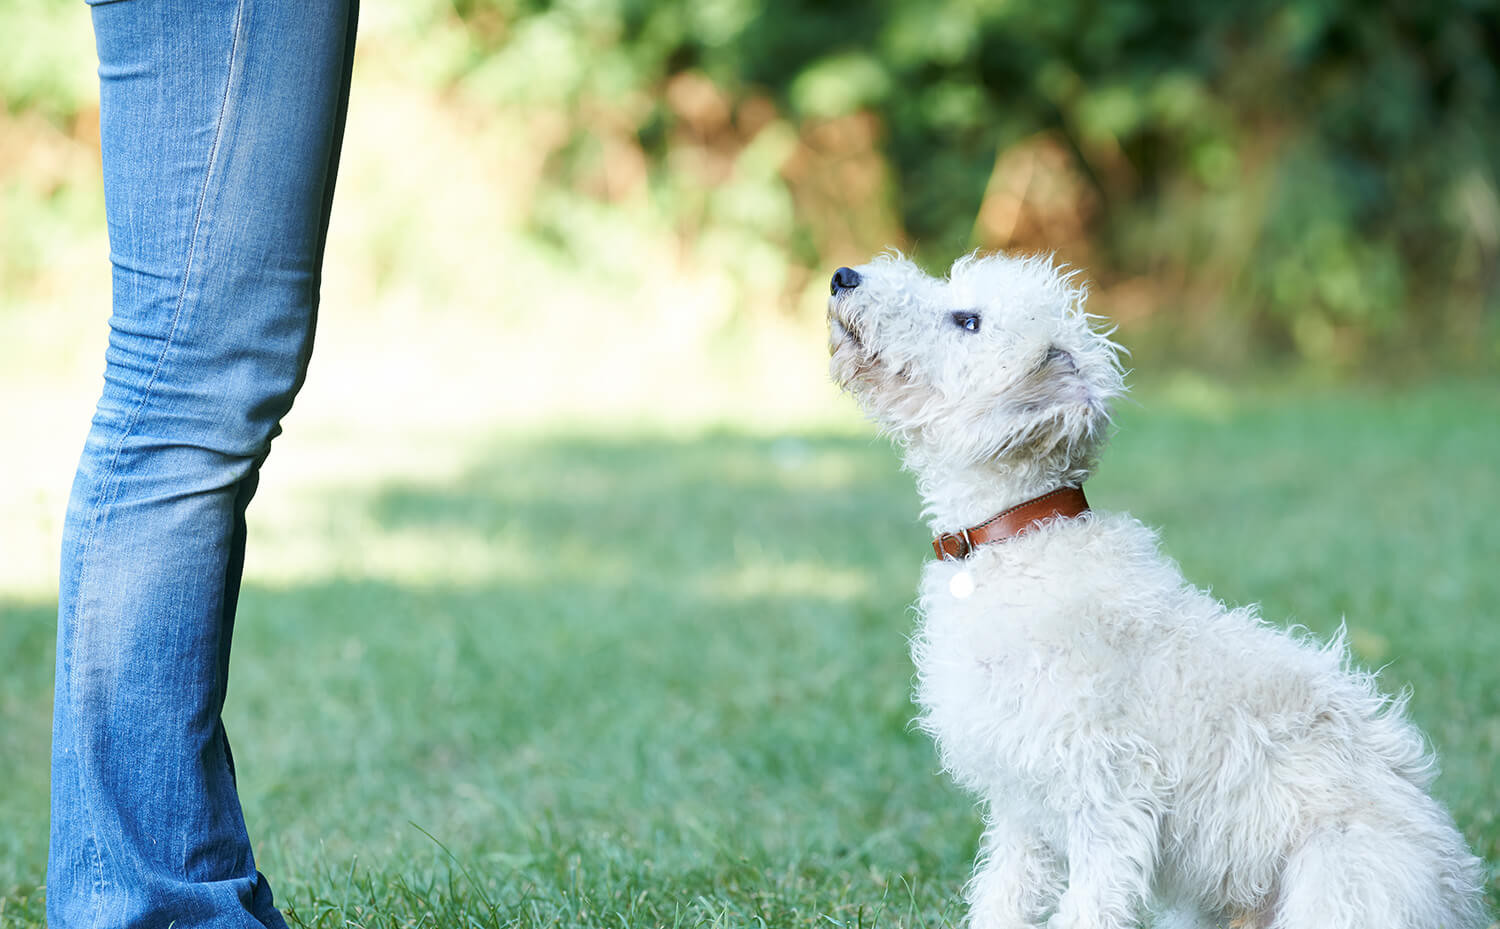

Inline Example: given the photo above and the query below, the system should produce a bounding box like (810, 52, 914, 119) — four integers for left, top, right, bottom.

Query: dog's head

(827, 252, 1125, 476)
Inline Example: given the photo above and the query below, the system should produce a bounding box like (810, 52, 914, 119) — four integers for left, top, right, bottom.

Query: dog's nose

(830, 267, 861, 295)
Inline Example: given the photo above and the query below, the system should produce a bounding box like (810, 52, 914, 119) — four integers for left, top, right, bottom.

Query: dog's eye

(952, 312, 981, 333)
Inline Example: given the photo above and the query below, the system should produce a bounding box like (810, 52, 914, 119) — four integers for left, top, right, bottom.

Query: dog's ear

(960, 343, 1119, 468)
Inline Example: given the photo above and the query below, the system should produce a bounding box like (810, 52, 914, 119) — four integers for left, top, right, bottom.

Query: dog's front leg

(965, 808, 1065, 929)
(1047, 793, 1160, 929)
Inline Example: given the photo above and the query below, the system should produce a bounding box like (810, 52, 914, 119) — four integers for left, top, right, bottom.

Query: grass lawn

(2, 377, 1497, 927)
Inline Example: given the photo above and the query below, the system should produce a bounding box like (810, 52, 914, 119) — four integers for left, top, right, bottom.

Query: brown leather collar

(932, 486, 1089, 560)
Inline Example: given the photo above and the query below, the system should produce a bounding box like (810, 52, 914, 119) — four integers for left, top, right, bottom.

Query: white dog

(826, 252, 1489, 929)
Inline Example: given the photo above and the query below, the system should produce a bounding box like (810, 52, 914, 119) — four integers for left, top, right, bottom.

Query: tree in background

(4, 0, 1497, 370)
(445, 0, 1499, 368)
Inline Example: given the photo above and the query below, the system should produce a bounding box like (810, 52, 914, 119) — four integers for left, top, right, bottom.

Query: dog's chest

(914, 558, 1109, 789)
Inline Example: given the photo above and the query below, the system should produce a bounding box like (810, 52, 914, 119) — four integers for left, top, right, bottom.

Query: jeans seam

(67, 0, 249, 914)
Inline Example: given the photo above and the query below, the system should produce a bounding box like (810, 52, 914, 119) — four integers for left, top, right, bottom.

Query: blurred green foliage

(0, 0, 96, 120)
(436, 0, 1500, 369)
(4, 0, 1498, 371)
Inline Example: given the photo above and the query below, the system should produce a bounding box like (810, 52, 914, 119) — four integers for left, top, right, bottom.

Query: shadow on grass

(0, 429, 977, 926)
(223, 431, 966, 876)
(5, 406, 1499, 923)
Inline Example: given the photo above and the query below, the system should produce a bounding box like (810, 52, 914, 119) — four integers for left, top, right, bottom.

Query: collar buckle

(933, 527, 974, 560)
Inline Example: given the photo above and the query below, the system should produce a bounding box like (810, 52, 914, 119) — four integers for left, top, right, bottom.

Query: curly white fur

(828, 252, 1489, 929)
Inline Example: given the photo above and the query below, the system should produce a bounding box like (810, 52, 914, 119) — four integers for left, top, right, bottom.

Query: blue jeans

(49, 1, 357, 925)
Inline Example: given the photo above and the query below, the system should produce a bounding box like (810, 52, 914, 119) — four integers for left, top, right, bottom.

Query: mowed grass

(1, 379, 1497, 927)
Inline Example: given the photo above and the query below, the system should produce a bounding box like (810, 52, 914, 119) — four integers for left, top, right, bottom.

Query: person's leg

(49, 1, 357, 926)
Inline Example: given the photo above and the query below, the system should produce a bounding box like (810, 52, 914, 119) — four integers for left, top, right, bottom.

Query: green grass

(2, 379, 1498, 928)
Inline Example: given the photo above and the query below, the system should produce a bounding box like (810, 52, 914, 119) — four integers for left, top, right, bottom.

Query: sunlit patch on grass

(694, 562, 873, 603)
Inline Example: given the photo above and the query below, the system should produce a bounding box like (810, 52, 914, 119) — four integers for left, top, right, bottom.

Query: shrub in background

(3, 0, 1497, 372)
(441, 0, 1499, 370)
